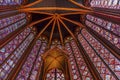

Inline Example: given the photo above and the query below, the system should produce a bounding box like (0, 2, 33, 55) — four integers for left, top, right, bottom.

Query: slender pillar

(86, 27, 120, 60)
(90, 12, 120, 25)
(6, 33, 37, 80)
(76, 37, 102, 80)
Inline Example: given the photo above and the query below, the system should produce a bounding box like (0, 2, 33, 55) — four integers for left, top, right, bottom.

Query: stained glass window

(0, 0, 23, 5)
(85, 20, 120, 49)
(0, 32, 34, 80)
(0, 13, 26, 40)
(46, 69, 65, 80)
(90, 0, 120, 9)
(16, 39, 47, 80)
(16, 40, 41, 80)
(0, 28, 31, 64)
(65, 42, 81, 80)
(50, 40, 62, 49)
(86, 15, 120, 37)
(70, 40, 93, 80)
(29, 42, 47, 80)
(81, 29, 120, 79)
(0, 13, 26, 29)
(78, 29, 118, 80)
(0, 19, 27, 40)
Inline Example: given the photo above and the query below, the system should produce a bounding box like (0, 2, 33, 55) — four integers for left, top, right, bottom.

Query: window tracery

(81, 29, 120, 79)
(0, 13, 27, 40)
(91, 0, 120, 9)
(0, 32, 34, 80)
(78, 29, 120, 80)
(85, 19, 120, 49)
(0, 0, 23, 5)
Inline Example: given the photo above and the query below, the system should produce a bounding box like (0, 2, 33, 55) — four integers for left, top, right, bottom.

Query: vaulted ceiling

(20, 0, 92, 46)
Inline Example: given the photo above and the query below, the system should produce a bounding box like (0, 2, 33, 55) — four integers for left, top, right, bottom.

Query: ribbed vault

(19, 0, 93, 47)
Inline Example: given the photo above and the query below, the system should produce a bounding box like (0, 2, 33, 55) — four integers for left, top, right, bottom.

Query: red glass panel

(16, 40, 41, 80)
(90, 0, 120, 9)
(85, 20, 120, 49)
(65, 43, 81, 80)
(86, 15, 120, 36)
(70, 40, 93, 80)
(0, 33, 34, 80)
(81, 29, 120, 79)
(0, 28, 31, 64)
(0, 0, 23, 5)
(0, 19, 27, 40)
(46, 69, 65, 80)
(78, 32, 116, 80)
(29, 42, 47, 80)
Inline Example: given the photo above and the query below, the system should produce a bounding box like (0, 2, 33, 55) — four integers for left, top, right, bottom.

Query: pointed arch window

(90, 0, 120, 9)
(0, 13, 26, 29)
(46, 69, 65, 80)
(78, 29, 120, 80)
(86, 15, 120, 36)
(81, 29, 120, 79)
(16, 40, 41, 80)
(70, 40, 93, 80)
(0, 0, 23, 5)
(65, 42, 81, 80)
(0, 13, 27, 40)
(16, 40, 47, 80)
(0, 31, 34, 80)
(0, 28, 31, 64)
(85, 18, 120, 49)
(29, 42, 47, 80)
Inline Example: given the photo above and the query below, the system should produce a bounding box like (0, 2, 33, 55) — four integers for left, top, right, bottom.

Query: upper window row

(0, 0, 23, 5)
(91, 0, 120, 9)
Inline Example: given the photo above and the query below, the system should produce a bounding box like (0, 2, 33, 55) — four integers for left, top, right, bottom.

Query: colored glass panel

(0, 19, 27, 40)
(0, 33, 34, 79)
(81, 29, 120, 79)
(0, 28, 31, 64)
(29, 42, 47, 80)
(78, 32, 116, 80)
(0, 13, 26, 29)
(65, 43, 81, 80)
(16, 40, 41, 80)
(0, 0, 23, 5)
(85, 20, 120, 49)
(46, 69, 65, 80)
(90, 0, 120, 9)
(86, 15, 120, 36)
(70, 40, 93, 80)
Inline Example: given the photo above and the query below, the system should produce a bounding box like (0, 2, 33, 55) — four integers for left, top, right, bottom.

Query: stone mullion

(85, 27, 120, 60)
(81, 32, 119, 80)
(69, 42, 83, 80)
(27, 41, 43, 80)
(76, 38, 102, 80)
(6, 34, 37, 80)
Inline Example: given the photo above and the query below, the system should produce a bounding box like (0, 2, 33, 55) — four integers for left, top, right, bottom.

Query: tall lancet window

(0, 28, 35, 80)
(90, 0, 120, 9)
(85, 15, 120, 49)
(78, 29, 120, 80)
(0, 0, 23, 5)
(65, 40, 81, 80)
(29, 41, 47, 80)
(46, 69, 65, 80)
(70, 40, 93, 80)
(0, 13, 27, 40)
(16, 39, 47, 80)
(86, 15, 120, 37)
(0, 28, 31, 64)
